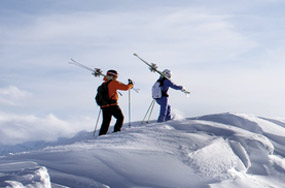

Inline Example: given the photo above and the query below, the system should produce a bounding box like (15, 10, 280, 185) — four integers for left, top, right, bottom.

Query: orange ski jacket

(101, 77, 133, 108)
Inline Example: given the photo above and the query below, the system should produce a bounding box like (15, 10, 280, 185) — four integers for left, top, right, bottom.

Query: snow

(0, 161, 51, 188)
(0, 112, 285, 188)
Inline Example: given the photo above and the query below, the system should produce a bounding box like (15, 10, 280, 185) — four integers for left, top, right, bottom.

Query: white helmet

(162, 69, 172, 78)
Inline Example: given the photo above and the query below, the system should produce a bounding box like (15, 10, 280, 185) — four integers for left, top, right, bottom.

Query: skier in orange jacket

(98, 70, 133, 136)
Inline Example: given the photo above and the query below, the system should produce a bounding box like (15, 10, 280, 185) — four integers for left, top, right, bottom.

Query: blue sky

(1, 0, 285, 143)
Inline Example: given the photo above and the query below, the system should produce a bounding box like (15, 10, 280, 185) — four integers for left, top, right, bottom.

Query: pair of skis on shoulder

(133, 53, 190, 95)
(69, 58, 139, 93)
(69, 58, 105, 77)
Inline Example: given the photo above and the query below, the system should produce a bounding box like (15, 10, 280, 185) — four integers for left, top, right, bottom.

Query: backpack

(152, 78, 165, 99)
(95, 80, 115, 106)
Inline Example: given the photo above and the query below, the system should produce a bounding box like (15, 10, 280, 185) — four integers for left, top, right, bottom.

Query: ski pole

(147, 100, 155, 123)
(93, 108, 102, 137)
(142, 99, 155, 124)
(128, 89, 131, 127)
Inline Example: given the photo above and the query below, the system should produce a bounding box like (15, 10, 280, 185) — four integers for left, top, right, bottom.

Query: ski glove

(128, 79, 134, 85)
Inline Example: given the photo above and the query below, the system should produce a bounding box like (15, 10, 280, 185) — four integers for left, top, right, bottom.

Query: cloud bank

(0, 111, 93, 145)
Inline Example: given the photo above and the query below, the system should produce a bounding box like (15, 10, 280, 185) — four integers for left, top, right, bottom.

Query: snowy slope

(0, 113, 285, 188)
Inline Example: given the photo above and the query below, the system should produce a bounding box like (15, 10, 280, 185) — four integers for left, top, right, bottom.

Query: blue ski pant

(155, 97, 171, 122)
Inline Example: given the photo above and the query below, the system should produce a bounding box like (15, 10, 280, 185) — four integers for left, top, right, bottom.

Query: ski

(133, 53, 166, 78)
(133, 53, 190, 95)
(69, 58, 105, 77)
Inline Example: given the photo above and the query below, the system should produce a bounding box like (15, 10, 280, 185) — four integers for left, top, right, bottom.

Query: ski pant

(99, 105, 124, 136)
(155, 97, 171, 122)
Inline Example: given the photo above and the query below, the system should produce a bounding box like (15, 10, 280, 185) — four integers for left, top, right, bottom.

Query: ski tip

(133, 53, 138, 56)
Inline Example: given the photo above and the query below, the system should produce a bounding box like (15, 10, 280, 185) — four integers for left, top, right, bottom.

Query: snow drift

(0, 112, 285, 188)
(0, 161, 51, 187)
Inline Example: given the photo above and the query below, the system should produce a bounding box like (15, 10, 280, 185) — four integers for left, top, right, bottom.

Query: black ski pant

(99, 105, 124, 136)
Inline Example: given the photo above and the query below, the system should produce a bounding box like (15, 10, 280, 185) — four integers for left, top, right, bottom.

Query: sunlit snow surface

(1, 113, 285, 188)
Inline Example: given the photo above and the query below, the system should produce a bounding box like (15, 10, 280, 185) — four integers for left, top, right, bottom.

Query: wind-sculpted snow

(189, 113, 263, 133)
(192, 113, 285, 158)
(0, 113, 285, 188)
(0, 161, 51, 188)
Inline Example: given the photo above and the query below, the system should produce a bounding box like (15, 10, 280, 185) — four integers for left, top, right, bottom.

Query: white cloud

(0, 111, 93, 145)
(0, 86, 32, 106)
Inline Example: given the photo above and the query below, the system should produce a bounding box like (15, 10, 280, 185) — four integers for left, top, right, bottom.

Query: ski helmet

(107, 70, 118, 77)
(162, 69, 172, 78)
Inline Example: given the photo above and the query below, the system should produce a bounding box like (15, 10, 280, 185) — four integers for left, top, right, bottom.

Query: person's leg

(156, 97, 168, 122)
(112, 105, 124, 132)
(165, 104, 171, 121)
(99, 107, 112, 136)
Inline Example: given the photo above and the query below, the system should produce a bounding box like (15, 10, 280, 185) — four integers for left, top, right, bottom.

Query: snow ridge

(0, 112, 285, 188)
